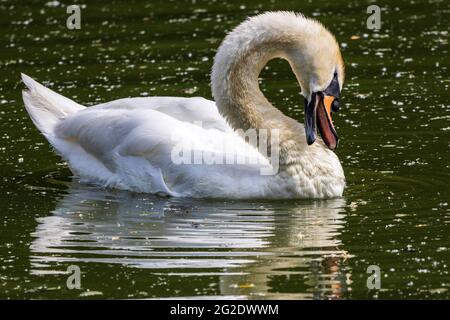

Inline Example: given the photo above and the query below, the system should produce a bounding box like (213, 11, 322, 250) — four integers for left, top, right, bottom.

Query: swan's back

(22, 74, 283, 198)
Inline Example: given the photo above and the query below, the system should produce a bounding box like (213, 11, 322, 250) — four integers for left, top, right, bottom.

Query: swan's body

(22, 12, 346, 199)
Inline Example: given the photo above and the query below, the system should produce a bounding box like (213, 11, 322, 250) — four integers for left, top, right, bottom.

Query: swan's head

(211, 12, 345, 151)
(303, 70, 342, 151)
(283, 15, 345, 151)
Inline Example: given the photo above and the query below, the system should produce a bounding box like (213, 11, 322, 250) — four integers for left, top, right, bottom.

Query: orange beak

(323, 95, 336, 129)
(316, 94, 339, 150)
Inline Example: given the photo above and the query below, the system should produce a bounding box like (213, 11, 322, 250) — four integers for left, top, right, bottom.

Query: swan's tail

(21, 73, 85, 139)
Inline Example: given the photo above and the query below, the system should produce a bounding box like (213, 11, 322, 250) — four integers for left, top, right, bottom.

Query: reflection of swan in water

(30, 182, 350, 299)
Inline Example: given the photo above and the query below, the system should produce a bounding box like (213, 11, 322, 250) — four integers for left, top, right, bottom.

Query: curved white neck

(211, 16, 319, 168)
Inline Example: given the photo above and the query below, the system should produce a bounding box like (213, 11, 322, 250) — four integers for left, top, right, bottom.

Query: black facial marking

(322, 72, 340, 112)
(323, 72, 340, 98)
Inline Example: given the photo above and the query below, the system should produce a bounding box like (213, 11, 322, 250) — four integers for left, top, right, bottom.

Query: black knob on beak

(331, 98, 340, 112)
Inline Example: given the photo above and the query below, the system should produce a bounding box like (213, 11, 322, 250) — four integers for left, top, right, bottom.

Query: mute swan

(21, 12, 345, 199)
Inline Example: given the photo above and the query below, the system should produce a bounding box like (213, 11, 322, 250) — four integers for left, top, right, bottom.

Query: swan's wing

(53, 104, 272, 197)
(20, 75, 279, 198)
(92, 97, 231, 132)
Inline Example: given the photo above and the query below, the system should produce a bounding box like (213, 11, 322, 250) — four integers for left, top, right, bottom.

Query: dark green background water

(0, 0, 449, 299)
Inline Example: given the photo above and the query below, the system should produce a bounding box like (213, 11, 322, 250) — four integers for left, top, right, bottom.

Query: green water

(0, 0, 449, 299)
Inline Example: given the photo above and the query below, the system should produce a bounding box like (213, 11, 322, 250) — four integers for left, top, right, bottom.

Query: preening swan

(21, 11, 345, 199)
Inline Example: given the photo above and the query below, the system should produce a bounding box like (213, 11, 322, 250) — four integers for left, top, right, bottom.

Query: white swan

(21, 12, 345, 199)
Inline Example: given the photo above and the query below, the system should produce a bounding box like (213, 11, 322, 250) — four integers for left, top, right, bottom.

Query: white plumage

(22, 12, 346, 199)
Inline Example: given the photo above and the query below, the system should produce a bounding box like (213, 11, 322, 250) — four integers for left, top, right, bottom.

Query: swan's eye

(331, 98, 340, 112)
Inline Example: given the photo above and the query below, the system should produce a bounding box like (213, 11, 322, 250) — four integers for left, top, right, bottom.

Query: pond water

(0, 0, 449, 299)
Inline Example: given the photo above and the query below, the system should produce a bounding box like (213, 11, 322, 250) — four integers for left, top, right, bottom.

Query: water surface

(0, 0, 449, 299)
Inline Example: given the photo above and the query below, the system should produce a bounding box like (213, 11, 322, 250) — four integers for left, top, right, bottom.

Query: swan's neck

(211, 22, 314, 169)
(215, 45, 287, 133)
